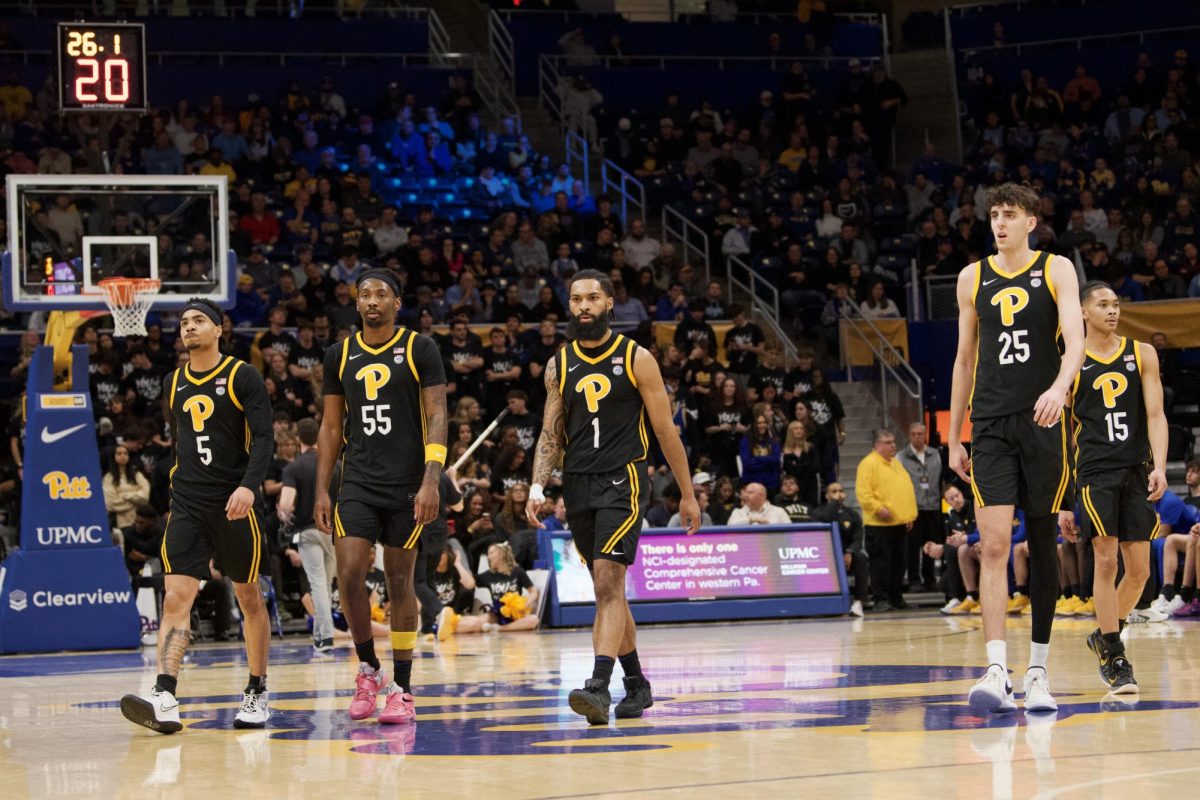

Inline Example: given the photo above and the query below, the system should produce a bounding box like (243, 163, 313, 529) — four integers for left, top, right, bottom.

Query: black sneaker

(568, 678, 612, 725)
(614, 677, 654, 719)
(1100, 654, 1138, 694)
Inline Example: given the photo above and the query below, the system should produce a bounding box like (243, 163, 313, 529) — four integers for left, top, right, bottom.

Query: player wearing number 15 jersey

(948, 183, 1085, 716)
(315, 269, 447, 727)
(526, 270, 701, 726)
(121, 298, 275, 735)
(1074, 282, 1168, 693)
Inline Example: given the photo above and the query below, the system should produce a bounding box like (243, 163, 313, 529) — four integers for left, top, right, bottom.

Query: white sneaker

(234, 690, 271, 729)
(1023, 669, 1058, 712)
(1127, 606, 1169, 624)
(968, 665, 1016, 713)
(121, 688, 183, 734)
(1154, 594, 1187, 615)
(939, 597, 961, 615)
(850, 599, 864, 617)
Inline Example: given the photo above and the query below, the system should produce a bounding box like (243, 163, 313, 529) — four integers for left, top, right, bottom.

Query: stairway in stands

(828, 381, 886, 500)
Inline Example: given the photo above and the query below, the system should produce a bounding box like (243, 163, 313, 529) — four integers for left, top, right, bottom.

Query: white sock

(1029, 642, 1049, 672)
(985, 640, 1007, 671)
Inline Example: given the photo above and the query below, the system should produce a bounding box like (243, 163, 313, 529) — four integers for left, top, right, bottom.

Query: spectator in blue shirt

(230, 274, 267, 327)
(738, 413, 783, 493)
(143, 131, 183, 175)
(413, 131, 453, 177)
(389, 119, 423, 170)
(211, 120, 251, 164)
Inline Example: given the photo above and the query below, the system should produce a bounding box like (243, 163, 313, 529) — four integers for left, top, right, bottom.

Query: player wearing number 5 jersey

(948, 183, 1085, 715)
(526, 270, 702, 725)
(1074, 282, 1168, 693)
(315, 269, 448, 726)
(121, 298, 275, 734)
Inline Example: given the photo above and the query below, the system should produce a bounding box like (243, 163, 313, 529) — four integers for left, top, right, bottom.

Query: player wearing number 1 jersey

(315, 269, 447, 726)
(1074, 282, 1168, 693)
(121, 298, 275, 734)
(948, 183, 1085, 715)
(527, 270, 701, 725)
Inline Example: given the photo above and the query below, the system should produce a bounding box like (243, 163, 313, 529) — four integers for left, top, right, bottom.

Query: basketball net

(98, 277, 161, 338)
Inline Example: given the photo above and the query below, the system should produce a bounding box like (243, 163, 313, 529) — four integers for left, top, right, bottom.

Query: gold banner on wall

(840, 318, 910, 367)
(1116, 299, 1200, 348)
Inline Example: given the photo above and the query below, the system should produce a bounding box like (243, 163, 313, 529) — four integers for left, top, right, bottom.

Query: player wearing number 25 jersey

(949, 183, 1085, 717)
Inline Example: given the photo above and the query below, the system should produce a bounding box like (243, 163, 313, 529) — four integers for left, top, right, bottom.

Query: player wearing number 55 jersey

(121, 298, 275, 735)
(315, 269, 448, 726)
(1074, 282, 1168, 693)
(526, 270, 702, 726)
(948, 183, 1085, 716)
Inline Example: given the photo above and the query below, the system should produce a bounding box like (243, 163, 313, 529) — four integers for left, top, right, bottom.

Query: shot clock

(57, 22, 147, 112)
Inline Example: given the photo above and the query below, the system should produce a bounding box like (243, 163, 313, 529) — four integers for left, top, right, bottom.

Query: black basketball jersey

(559, 333, 649, 474)
(970, 250, 1063, 421)
(166, 355, 274, 509)
(322, 328, 447, 506)
(1072, 336, 1151, 479)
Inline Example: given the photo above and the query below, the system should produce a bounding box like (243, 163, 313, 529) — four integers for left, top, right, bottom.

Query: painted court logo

(8, 589, 27, 611)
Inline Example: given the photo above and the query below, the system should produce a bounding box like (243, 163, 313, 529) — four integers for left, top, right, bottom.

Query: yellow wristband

(424, 443, 447, 466)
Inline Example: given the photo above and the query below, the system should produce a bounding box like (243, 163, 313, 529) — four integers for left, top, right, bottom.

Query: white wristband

(529, 483, 546, 503)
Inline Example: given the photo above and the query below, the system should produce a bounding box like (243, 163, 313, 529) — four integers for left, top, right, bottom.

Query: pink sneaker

(349, 664, 387, 720)
(1173, 599, 1200, 618)
(378, 688, 416, 725)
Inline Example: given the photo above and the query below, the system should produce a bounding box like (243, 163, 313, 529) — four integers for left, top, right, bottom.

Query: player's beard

(567, 311, 609, 341)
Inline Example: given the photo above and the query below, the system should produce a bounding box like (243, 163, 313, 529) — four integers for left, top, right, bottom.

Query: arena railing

(839, 297, 924, 431)
(951, 20, 1200, 57)
(661, 204, 712, 287)
(600, 159, 645, 228)
(542, 52, 883, 71)
(924, 274, 959, 322)
(12, 2, 448, 19)
(486, 6, 517, 96)
(0, 48, 479, 68)
(725, 254, 797, 364)
(566, 130, 591, 198)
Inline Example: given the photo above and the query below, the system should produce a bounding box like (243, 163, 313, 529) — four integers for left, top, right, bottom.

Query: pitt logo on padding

(1094, 372, 1129, 409)
(43, 471, 92, 500)
(991, 287, 1029, 326)
(577, 374, 612, 413)
(182, 395, 215, 432)
(356, 364, 392, 401)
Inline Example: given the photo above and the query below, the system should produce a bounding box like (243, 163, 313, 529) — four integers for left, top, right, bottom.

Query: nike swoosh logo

(569, 364, 580, 371)
(41, 423, 88, 444)
(1082, 364, 1095, 370)
(612, 478, 627, 485)
(348, 353, 364, 360)
(982, 279, 998, 286)
(159, 702, 179, 712)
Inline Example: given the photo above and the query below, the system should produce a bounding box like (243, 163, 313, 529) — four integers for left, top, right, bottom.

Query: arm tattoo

(531, 357, 565, 487)
(422, 383, 449, 484)
(160, 626, 190, 678)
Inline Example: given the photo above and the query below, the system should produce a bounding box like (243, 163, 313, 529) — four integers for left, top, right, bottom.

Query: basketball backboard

(4, 174, 235, 312)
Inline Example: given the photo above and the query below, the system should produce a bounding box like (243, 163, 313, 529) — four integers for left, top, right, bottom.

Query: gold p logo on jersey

(577, 374, 612, 413)
(355, 363, 392, 401)
(1093, 372, 1129, 409)
(991, 287, 1029, 326)
(181, 395, 215, 432)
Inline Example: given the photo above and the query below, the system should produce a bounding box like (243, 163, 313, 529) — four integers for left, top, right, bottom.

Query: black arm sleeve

(235, 365, 276, 492)
(321, 340, 347, 396)
(413, 334, 447, 386)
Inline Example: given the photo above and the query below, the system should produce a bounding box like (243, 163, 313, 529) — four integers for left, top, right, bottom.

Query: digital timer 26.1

(57, 22, 147, 112)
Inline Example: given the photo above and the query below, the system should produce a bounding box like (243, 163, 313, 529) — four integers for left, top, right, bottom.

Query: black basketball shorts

(1078, 465, 1161, 543)
(161, 501, 267, 584)
(970, 411, 1070, 516)
(562, 464, 649, 568)
(333, 497, 427, 550)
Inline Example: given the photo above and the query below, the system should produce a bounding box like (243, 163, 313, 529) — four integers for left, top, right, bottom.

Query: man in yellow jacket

(855, 429, 918, 611)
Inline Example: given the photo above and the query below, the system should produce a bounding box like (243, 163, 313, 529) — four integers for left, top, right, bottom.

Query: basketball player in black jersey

(1073, 282, 1168, 692)
(120, 298, 275, 733)
(948, 184, 1085, 714)
(526, 269, 701, 725)
(314, 269, 447, 725)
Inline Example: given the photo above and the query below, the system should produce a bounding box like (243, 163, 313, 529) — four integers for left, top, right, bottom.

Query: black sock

(591, 656, 615, 687)
(1071, 583, 1083, 599)
(246, 674, 266, 694)
(1101, 631, 1124, 655)
(1016, 585, 1028, 596)
(1118, 619, 1126, 633)
(966, 592, 977, 601)
(393, 659, 413, 693)
(1164, 584, 1177, 600)
(618, 649, 642, 681)
(1182, 586, 1196, 603)
(154, 674, 178, 696)
(355, 638, 380, 671)
(1063, 587, 1074, 599)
